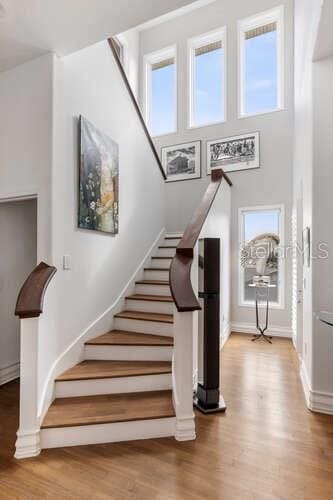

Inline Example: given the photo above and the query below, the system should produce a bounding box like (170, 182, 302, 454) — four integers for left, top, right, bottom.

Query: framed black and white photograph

(161, 141, 201, 182)
(206, 132, 260, 174)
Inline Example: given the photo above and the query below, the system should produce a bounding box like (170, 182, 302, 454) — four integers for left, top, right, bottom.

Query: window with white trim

(143, 46, 177, 137)
(239, 205, 284, 308)
(238, 6, 284, 117)
(188, 27, 226, 128)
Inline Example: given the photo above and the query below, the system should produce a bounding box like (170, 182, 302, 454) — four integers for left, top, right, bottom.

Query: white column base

(175, 415, 196, 441)
(15, 429, 41, 459)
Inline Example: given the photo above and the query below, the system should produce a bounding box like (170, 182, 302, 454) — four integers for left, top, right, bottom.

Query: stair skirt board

(55, 373, 172, 398)
(41, 417, 176, 449)
(85, 345, 173, 362)
(114, 318, 173, 336)
(135, 284, 170, 296)
(125, 299, 173, 315)
(143, 270, 170, 281)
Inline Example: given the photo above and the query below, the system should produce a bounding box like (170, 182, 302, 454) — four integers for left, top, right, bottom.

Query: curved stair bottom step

(41, 417, 176, 449)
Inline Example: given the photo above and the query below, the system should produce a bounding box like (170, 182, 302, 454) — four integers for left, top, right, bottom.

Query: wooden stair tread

(86, 330, 174, 346)
(165, 236, 181, 240)
(158, 246, 177, 249)
(56, 360, 172, 381)
(126, 294, 173, 303)
(135, 279, 169, 285)
(115, 310, 173, 323)
(42, 390, 175, 429)
(151, 256, 172, 260)
(144, 267, 169, 271)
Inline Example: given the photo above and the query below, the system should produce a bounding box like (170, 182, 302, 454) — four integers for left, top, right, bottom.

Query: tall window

(238, 6, 284, 117)
(144, 46, 177, 137)
(239, 205, 284, 308)
(188, 27, 226, 128)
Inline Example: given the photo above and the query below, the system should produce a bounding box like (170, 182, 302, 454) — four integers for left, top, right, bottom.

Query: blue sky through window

(244, 210, 279, 243)
(194, 47, 224, 125)
(151, 63, 175, 135)
(245, 30, 278, 114)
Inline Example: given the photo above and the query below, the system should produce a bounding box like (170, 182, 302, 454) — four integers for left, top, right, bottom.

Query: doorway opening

(0, 197, 37, 387)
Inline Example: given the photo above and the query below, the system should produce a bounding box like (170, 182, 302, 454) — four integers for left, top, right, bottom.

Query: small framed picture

(206, 132, 260, 175)
(161, 141, 201, 182)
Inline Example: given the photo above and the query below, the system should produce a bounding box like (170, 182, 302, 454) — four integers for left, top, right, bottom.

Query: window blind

(245, 22, 276, 40)
(151, 58, 174, 71)
(195, 40, 222, 57)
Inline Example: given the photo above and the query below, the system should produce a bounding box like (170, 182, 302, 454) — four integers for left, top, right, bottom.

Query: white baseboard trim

(231, 322, 293, 338)
(220, 322, 231, 350)
(0, 362, 19, 385)
(38, 227, 166, 422)
(15, 429, 41, 459)
(300, 361, 333, 415)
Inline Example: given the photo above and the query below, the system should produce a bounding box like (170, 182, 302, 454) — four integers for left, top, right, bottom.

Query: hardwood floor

(1, 333, 332, 499)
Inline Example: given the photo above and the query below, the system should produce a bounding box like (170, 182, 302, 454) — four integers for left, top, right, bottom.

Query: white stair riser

(165, 233, 183, 239)
(125, 298, 173, 314)
(163, 239, 181, 245)
(85, 344, 173, 361)
(150, 258, 172, 269)
(55, 373, 172, 398)
(135, 284, 170, 296)
(114, 317, 173, 336)
(156, 248, 176, 258)
(144, 269, 170, 281)
(41, 417, 176, 449)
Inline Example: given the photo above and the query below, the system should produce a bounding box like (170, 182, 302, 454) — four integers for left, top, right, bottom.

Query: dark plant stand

(249, 284, 276, 344)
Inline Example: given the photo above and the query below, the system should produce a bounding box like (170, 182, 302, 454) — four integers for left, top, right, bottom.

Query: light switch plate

(63, 255, 71, 270)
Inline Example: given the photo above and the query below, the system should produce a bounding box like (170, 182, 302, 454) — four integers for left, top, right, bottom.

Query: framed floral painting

(79, 116, 119, 234)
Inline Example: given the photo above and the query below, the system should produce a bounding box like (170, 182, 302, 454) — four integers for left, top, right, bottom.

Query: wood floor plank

(114, 311, 173, 323)
(1, 334, 333, 499)
(56, 360, 172, 381)
(41, 390, 175, 429)
(85, 330, 174, 346)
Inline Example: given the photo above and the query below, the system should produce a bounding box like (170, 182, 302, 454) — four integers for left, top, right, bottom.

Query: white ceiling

(0, 0, 197, 72)
(313, 0, 333, 61)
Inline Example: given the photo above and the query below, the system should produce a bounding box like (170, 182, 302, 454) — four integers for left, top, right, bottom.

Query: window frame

(238, 5, 284, 119)
(238, 204, 285, 310)
(187, 26, 227, 129)
(143, 44, 178, 138)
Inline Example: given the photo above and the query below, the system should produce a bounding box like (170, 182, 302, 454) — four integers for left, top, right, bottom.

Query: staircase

(40, 233, 182, 449)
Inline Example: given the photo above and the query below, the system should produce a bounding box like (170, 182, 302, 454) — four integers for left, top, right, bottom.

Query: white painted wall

(293, 0, 322, 397)
(0, 54, 53, 262)
(36, 40, 166, 411)
(118, 29, 140, 99)
(0, 199, 37, 385)
(138, 0, 294, 331)
(312, 56, 333, 400)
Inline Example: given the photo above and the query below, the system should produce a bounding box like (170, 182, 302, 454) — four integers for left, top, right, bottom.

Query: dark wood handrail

(15, 262, 57, 319)
(170, 169, 232, 312)
(108, 38, 167, 181)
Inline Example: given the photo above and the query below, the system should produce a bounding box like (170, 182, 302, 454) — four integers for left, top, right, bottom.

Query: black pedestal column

(193, 238, 226, 414)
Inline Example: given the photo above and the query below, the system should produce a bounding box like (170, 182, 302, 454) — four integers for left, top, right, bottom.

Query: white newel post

(15, 318, 41, 459)
(173, 307, 196, 441)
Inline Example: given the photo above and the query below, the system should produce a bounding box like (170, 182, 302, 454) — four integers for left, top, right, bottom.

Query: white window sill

(150, 130, 178, 139)
(238, 106, 285, 120)
(238, 301, 285, 310)
(187, 118, 226, 130)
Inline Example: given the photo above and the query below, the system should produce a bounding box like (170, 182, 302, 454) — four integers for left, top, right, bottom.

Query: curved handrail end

(15, 262, 57, 319)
